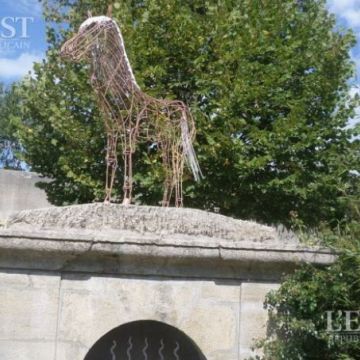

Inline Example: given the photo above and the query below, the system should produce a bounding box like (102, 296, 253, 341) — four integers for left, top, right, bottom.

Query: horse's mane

(80, 16, 140, 91)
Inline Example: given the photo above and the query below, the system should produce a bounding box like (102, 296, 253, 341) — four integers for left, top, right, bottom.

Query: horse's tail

(180, 107, 203, 182)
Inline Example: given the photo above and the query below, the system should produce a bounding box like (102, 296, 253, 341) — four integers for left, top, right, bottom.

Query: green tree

(18, 0, 359, 225)
(0, 83, 26, 170)
(253, 225, 360, 359)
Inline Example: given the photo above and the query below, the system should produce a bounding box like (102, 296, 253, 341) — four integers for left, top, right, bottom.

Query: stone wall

(0, 170, 52, 220)
(0, 270, 279, 360)
(0, 204, 335, 360)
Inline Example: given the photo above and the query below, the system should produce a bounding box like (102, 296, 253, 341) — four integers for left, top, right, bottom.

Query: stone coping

(0, 204, 336, 280)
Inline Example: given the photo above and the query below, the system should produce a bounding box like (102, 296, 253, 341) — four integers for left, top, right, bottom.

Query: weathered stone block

(239, 282, 280, 359)
(0, 204, 335, 359)
(0, 272, 59, 342)
(0, 341, 55, 360)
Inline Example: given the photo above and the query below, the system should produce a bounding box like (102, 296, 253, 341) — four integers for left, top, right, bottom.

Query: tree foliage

(17, 0, 359, 225)
(0, 83, 27, 170)
(254, 223, 360, 359)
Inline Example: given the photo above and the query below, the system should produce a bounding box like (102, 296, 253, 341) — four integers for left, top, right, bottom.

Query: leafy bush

(253, 220, 360, 360)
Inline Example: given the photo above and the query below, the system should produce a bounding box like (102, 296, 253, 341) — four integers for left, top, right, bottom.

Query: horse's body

(61, 16, 201, 206)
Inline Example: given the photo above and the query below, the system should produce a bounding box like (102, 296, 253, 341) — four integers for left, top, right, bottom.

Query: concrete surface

(0, 170, 52, 220)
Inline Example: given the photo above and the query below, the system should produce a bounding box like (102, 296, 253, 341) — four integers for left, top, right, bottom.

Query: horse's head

(60, 16, 113, 62)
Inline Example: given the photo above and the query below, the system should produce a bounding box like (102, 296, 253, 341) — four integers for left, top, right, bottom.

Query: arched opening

(84, 320, 207, 359)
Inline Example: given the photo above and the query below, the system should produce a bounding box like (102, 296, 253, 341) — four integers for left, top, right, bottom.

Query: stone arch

(84, 320, 207, 359)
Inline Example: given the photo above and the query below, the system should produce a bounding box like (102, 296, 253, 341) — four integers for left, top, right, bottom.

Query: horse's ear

(87, 10, 93, 18)
(107, 4, 113, 18)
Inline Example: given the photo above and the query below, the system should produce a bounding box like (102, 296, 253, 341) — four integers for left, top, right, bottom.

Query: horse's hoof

(122, 198, 131, 206)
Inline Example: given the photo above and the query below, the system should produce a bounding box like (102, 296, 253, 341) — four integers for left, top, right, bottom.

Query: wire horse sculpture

(60, 13, 202, 207)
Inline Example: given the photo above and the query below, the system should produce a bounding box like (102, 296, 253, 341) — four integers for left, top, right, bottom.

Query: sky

(0, 0, 46, 80)
(0, 0, 359, 124)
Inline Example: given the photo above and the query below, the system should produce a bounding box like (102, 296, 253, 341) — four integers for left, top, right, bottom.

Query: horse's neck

(104, 23, 140, 93)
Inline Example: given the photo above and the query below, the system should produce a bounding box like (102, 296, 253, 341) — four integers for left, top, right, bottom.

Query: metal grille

(84, 320, 206, 360)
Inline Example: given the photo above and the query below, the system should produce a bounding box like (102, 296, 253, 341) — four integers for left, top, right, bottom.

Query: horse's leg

(173, 107, 186, 208)
(104, 133, 111, 203)
(104, 131, 118, 203)
(178, 153, 185, 208)
(161, 142, 173, 207)
(122, 130, 134, 205)
(122, 150, 132, 205)
(173, 143, 184, 208)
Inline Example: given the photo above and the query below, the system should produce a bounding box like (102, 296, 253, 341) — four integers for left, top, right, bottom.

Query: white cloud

(328, 0, 360, 28)
(343, 10, 360, 28)
(329, 0, 358, 13)
(350, 49, 360, 72)
(355, 53, 360, 70)
(0, 52, 43, 79)
(348, 86, 360, 128)
(328, 2, 360, 120)
(350, 51, 360, 90)
(3, 0, 43, 17)
(350, 86, 359, 97)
